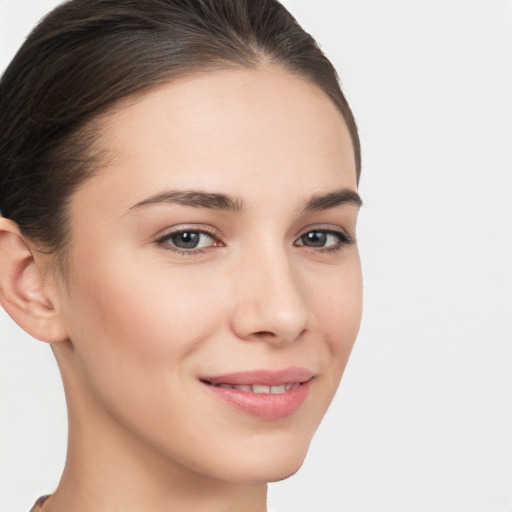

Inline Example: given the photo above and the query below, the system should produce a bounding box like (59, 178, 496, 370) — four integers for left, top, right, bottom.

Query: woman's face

(55, 66, 362, 483)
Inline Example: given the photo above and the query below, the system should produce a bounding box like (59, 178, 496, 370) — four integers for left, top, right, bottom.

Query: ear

(0, 218, 68, 343)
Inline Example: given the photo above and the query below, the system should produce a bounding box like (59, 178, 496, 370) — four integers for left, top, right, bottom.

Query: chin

(223, 458, 307, 485)
(213, 436, 311, 484)
(263, 459, 305, 483)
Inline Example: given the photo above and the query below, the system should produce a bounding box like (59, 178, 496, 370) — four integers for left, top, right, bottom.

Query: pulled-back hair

(0, 0, 360, 255)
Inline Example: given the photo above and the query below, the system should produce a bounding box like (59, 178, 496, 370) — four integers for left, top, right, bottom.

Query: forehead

(78, 66, 357, 211)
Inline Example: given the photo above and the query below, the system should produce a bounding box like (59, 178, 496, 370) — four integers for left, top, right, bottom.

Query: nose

(230, 248, 310, 346)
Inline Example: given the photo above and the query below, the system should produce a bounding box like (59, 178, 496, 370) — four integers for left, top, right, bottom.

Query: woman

(0, 1, 362, 511)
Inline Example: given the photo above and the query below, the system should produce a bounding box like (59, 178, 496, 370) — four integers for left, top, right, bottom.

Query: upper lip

(200, 367, 314, 386)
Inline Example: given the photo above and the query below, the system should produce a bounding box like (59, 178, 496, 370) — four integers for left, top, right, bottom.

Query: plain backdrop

(1, 1, 511, 511)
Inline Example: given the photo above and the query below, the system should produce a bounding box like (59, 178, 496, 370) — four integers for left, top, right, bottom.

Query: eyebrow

(302, 188, 363, 212)
(301, 188, 363, 212)
(129, 190, 245, 213)
(128, 187, 362, 213)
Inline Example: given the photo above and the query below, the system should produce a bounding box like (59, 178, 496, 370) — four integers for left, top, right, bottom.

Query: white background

(1, 1, 511, 511)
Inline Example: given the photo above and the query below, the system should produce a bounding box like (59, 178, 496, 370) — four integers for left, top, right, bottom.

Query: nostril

(247, 328, 307, 344)
(253, 331, 276, 338)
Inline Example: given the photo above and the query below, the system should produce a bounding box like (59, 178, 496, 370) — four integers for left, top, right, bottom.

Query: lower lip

(202, 380, 312, 420)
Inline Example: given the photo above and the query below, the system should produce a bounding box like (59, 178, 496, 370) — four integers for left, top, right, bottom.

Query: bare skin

(0, 66, 362, 512)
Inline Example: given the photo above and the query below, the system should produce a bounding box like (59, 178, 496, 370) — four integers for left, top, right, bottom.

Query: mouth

(201, 382, 302, 394)
(199, 368, 314, 420)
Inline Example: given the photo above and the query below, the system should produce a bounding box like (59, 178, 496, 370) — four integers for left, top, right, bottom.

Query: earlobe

(0, 218, 68, 343)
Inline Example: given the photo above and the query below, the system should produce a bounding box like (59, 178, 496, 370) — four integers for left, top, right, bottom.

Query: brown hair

(0, 0, 360, 257)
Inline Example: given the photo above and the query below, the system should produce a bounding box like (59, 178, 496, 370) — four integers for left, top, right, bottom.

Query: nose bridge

(231, 239, 309, 344)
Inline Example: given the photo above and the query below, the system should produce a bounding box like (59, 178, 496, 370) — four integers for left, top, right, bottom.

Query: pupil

(303, 231, 326, 247)
(172, 232, 199, 249)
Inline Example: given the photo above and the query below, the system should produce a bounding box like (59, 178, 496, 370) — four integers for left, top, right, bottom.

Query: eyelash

(295, 229, 355, 254)
(155, 226, 220, 256)
(155, 227, 355, 256)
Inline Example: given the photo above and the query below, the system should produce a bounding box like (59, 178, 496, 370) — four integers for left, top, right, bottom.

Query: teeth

(211, 382, 300, 394)
(233, 384, 252, 392)
(253, 385, 271, 394)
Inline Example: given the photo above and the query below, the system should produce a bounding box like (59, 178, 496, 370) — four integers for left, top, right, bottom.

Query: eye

(294, 229, 354, 251)
(155, 228, 220, 253)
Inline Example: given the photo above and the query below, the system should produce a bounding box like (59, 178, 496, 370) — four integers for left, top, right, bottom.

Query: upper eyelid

(295, 223, 351, 238)
(296, 228, 348, 238)
(155, 224, 222, 241)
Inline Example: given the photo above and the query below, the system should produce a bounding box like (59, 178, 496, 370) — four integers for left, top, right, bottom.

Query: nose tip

(230, 264, 310, 346)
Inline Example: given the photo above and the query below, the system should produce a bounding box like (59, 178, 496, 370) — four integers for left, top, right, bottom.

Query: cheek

(62, 250, 227, 404)
(60, 252, 236, 461)
(309, 258, 362, 378)
(72, 251, 218, 345)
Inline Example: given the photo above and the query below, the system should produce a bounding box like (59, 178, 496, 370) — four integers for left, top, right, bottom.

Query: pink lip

(202, 367, 314, 386)
(200, 367, 314, 421)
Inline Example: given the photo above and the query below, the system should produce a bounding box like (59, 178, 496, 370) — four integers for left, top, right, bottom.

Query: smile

(204, 382, 302, 393)
(200, 368, 314, 420)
